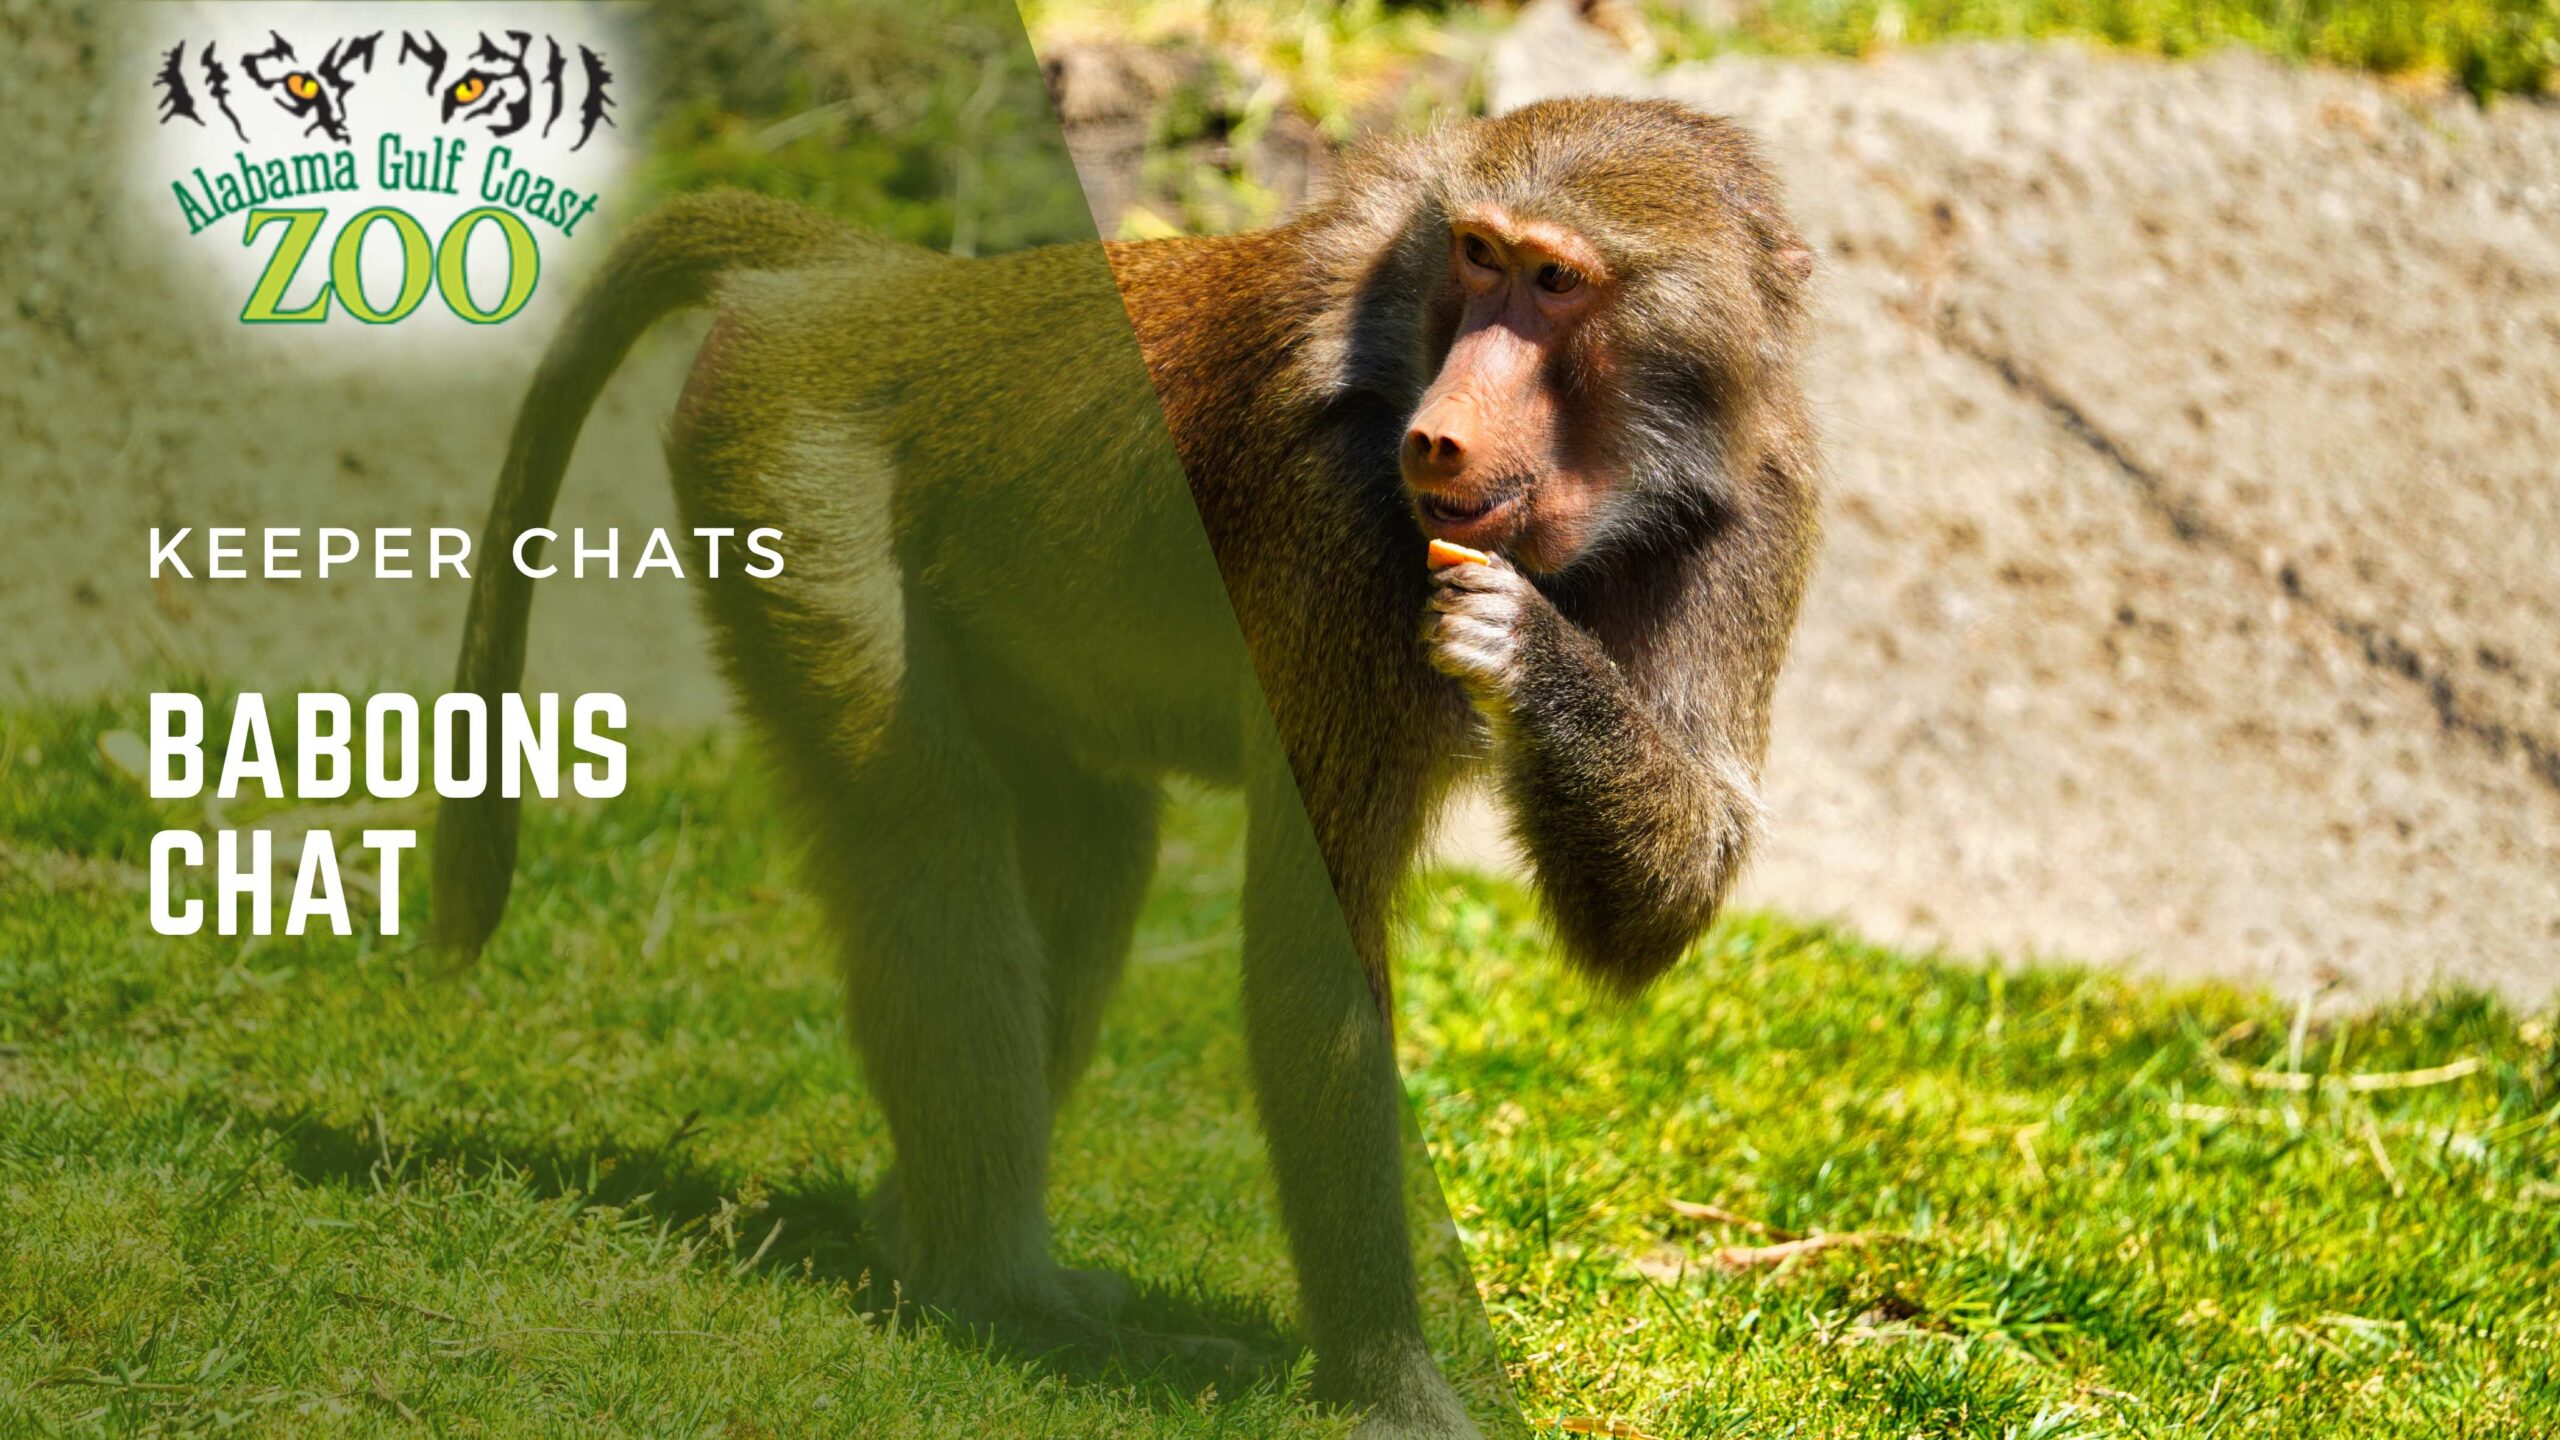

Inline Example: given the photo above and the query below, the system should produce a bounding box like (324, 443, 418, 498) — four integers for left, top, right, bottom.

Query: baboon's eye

(452, 77, 487, 105)
(1460, 233, 1499, 272)
(286, 73, 319, 100)
(1536, 262, 1583, 295)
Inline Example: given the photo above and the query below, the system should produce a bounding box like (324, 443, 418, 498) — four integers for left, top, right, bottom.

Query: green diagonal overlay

(0, 0, 1519, 1434)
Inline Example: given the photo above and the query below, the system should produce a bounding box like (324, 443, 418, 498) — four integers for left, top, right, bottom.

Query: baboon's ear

(1773, 246, 1815, 284)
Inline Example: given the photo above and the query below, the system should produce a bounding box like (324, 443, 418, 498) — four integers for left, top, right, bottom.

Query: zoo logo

(150, 19, 622, 327)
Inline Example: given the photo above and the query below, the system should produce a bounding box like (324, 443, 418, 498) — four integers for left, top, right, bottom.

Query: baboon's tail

(431, 191, 863, 958)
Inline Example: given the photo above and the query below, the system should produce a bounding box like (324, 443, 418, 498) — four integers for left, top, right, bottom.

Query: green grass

(1408, 901, 2560, 1436)
(1646, 0, 2560, 99)
(2, 694, 2555, 1437)
(1026, 0, 2560, 121)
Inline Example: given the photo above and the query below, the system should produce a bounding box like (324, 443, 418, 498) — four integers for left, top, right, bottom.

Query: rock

(1487, 0, 1646, 114)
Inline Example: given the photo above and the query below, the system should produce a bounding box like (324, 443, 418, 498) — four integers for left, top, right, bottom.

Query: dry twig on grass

(1550, 1418, 1667, 1439)
(1663, 1198, 1911, 1270)
(2219, 1054, 2484, 1094)
(1709, 1231, 1902, 1271)
(1634, 1227, 1907, 1283)
(1664, 1197, 1801, 1241)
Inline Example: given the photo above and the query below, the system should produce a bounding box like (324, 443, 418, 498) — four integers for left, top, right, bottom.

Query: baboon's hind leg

(671, 417, 1093, 1324)
(789, 628, 1079, 1328)
(1005, 757, 1160, 1110)
(1000, 754, 1162, 1319)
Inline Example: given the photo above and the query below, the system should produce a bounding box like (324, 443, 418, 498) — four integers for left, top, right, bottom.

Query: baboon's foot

(864, 1174, 1251, 1376)
(861, 1173, 913, 1275)
(1034, 1275, 1265, 1380)
(934, 1270, 1259, 1379)
(1095, 1321, 1262, 1381)
(1057, 1264, 1134, 1321)
(1348, 1415, 1487, 1440)
(1333, 1355, 1484, 1440)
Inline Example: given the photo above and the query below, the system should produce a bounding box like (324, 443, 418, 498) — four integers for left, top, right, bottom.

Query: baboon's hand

(1423, 554, 1550, 720)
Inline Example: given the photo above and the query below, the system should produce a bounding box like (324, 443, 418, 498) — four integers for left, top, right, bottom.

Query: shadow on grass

(252, 1104, 1307, 1405)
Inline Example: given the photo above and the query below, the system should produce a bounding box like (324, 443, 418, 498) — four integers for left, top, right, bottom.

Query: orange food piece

(1426, 539, 1493, 569)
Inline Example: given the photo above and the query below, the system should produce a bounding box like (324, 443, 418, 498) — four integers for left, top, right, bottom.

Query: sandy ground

(7, 2, 2555, 1003)
(1469, 7, 2560, 1004)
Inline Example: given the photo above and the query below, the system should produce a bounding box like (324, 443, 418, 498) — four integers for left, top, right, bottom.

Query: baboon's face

(1397, 106, 1811, 575)
(1399, 202, 1616, 575)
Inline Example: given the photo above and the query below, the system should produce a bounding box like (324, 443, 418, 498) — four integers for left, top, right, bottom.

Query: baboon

(435, 98, 1818, 1438)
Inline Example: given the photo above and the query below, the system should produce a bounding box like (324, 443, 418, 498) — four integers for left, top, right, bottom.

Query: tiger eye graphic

(286, 72, 319, 100)
(451, 76, 486, 105)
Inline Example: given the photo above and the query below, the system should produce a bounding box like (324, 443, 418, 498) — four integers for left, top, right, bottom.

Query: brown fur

(433, 99, 1817, 1438)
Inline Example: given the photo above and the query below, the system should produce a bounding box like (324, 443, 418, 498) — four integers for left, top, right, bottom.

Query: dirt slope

(1478, 12, 2560, 1003)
